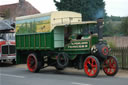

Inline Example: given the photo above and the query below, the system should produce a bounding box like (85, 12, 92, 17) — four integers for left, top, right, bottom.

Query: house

(0, 0, 40, 31)
(0, 0, 40, 20)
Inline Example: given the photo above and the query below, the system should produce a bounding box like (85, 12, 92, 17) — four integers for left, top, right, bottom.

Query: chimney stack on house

(19, 0, 25, 4)
(19, 0, 26, 7)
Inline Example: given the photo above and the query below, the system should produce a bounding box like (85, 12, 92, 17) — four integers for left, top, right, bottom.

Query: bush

(108, 41, 116, 48)
(121, 17, 128, 36)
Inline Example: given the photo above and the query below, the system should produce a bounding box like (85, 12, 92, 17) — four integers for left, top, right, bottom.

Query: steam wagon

(16, 11, 118, 77)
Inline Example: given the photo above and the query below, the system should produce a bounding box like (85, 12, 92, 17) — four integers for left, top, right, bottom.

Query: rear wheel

(103, 56, 118, 76)
(27, 53, 41, 73)
(56, 53, 69, 68)
(84, 56, 100, 77)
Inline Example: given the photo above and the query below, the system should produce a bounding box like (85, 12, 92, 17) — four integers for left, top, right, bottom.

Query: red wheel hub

(102, 46, 109, 56)
(84, 57, 98, 77)
(103, 56, 117, 75)
(27, 54, 37, 72)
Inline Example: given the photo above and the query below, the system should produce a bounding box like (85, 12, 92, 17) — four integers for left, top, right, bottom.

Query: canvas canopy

(16, 11, 97, 34)
(16, 11, 82, 33)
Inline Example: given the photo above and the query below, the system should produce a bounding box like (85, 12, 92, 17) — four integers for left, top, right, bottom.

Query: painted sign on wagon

(64, 40, 90, 50)
(16, 15, 51, 34)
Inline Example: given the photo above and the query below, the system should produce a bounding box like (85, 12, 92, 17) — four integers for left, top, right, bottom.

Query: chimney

(97, 18, 104, 41)
(19, 0, 25, 5)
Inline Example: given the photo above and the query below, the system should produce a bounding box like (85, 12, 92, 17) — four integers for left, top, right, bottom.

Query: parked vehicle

(16, 11, 118, 77)
(0, 20, 16, 64)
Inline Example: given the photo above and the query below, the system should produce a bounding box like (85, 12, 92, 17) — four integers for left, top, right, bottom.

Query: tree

(54, 0, 106, 21)
(121, 17, 128, 36)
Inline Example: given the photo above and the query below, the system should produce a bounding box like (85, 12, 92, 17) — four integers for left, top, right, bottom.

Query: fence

(110, 47, 128, 69)
(104, 36, 128, 47)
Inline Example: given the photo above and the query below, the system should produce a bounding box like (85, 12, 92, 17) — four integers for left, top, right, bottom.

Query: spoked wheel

(84, 56, 100, 77)
(56, 53, 69, 68)
(103, 56, 118, 76)
(27, 53, 41, 73)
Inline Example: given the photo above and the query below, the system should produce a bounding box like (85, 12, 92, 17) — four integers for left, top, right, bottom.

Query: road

(0, 63, 128, 85)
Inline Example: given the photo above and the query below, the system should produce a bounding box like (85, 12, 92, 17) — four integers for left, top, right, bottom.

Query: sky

(0, 0, 128, 17)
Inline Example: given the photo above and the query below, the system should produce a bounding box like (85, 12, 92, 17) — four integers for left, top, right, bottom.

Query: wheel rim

(56, 53, 69, 68)
(84, 57, 98, 77)
(103, 56, 117, 75)
(102, 46, 109, 56)
(27, 54, 37, 72)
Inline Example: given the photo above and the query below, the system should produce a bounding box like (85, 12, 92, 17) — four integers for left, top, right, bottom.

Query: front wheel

(27, 53, 42, 73)
(103, 56, 118, 76)
(83, 56, 100, 77)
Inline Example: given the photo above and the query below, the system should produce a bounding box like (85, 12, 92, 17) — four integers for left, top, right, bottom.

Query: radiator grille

(2, 45, 16, 55)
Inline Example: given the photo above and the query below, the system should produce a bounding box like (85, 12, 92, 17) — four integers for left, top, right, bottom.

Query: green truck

(16, 11, 118, 77)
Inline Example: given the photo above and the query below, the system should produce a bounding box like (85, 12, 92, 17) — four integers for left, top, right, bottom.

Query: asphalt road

(0, 63, 128, 85)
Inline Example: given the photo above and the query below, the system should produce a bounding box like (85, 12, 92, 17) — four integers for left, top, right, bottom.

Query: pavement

(0, 63, 128, 85)
(13, 64, 128, 78)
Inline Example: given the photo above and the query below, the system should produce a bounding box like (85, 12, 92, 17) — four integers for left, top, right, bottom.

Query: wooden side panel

(16, 32, 54, 50)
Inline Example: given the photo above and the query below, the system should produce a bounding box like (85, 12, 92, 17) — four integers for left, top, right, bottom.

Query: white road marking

(72, 82, 92, 85)
(0, 74, 25, 78)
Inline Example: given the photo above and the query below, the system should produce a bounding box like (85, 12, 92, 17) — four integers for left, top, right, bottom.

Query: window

(0, 33, 15, 41)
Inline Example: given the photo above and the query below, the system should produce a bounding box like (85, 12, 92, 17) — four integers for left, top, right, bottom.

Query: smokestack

(97, 18, 104, 41)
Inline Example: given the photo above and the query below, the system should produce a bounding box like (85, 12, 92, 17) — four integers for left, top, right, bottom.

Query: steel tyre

(84, 56, 100, 77)
(56, 53, 69, 68)
(103, 56, 118, 76)
(27, 53, 41, 73)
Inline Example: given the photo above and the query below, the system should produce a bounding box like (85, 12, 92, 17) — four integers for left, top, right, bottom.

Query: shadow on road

(0, 62, 15, 67)
(37, 68, 109, 78)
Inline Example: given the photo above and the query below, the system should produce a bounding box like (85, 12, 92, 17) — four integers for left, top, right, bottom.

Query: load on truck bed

(16, 11, 82, 50)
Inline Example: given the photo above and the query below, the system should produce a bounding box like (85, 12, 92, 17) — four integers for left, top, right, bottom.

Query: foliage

(108, 41, 116, 48)
(105, 16, 121, 21)
(104, 21, 113, 36)
(103, 15, 123, 36)
(121, 17, 128, 36)
(110, 16, 121, 21)
(104, 20, 122, 36)
(54, 0, 106, 21)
